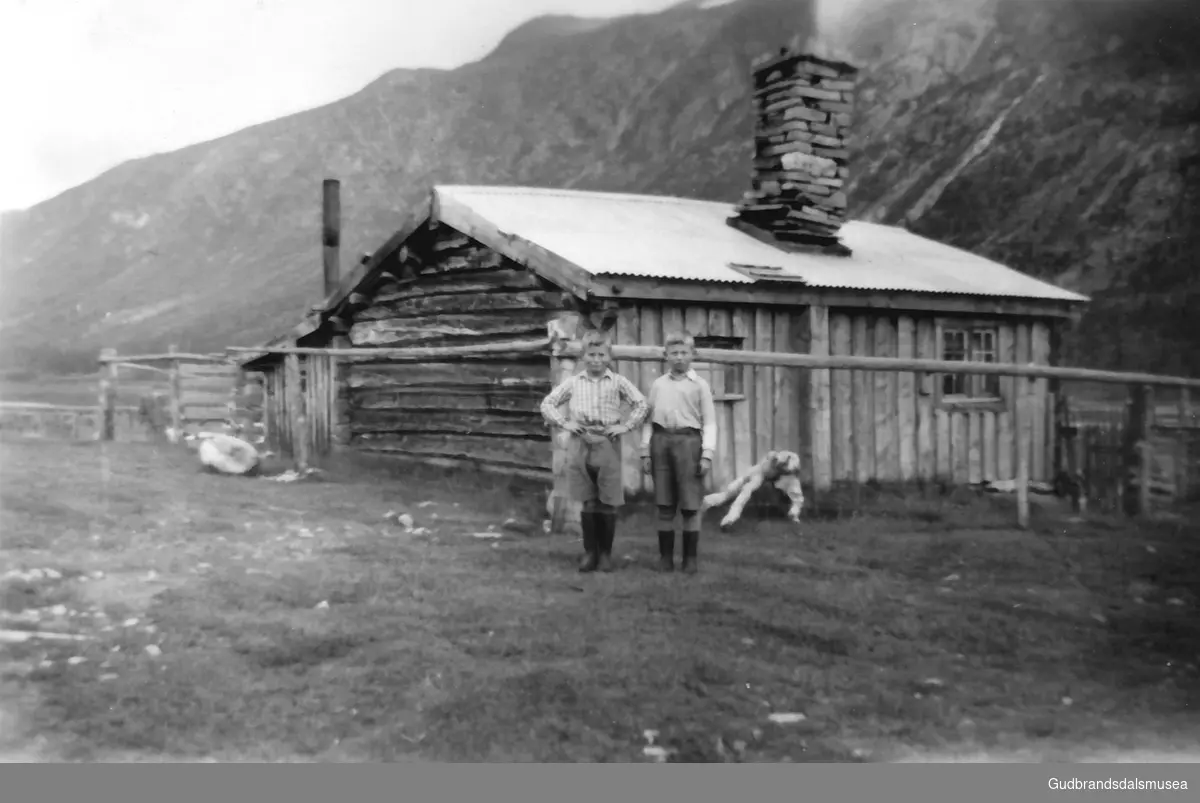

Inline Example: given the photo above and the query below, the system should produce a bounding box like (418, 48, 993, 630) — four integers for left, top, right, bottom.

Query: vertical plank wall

(612, 301, 806, 497)
(825, 311, 1054, 485)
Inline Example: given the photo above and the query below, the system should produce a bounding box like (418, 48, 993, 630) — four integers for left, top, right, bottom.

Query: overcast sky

(0, 0, 698, 212)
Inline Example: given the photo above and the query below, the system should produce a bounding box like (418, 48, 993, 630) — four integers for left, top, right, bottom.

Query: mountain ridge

(2, 0, 1197, 376)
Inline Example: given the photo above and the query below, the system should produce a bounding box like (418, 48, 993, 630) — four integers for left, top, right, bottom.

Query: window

(692, 335, 745, 401)
(940, 324, 1000, 400)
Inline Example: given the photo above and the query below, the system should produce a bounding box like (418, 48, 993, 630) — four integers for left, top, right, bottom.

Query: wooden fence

(0, 348, 264, 445)
(1058, 390, 1198, 513)
(228, 339, 1200, 529)
(95, 346, 264, 442)
(0, 400, 150, 442)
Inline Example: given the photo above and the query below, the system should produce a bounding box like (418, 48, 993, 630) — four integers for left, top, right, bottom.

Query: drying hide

(191, 432, 262, 476)
(701, 450, 804, 531)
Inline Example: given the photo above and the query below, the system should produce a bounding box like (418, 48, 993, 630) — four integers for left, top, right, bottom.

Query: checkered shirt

(540, 369, 649, 431)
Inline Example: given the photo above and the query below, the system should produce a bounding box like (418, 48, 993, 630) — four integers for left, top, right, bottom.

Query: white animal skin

(195, 433, 261, 475)
(183, 421, 265, 476)
(701, 450, 804, 530)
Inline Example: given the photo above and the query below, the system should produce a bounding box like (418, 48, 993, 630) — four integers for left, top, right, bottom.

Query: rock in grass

(500, 518, 539, 536)
(767, 712, 807, 724)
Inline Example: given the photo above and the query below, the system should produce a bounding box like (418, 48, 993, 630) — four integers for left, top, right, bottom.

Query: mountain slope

(1, 0, 1197, 377)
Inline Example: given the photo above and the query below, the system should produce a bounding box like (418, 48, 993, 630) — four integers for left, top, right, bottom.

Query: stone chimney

(728, 47, 859, 254)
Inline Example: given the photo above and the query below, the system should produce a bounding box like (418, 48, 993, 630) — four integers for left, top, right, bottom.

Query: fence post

(1138, 384, 1154, 517)
(167, 344, 182, 440)
(228, 357, 241, 434)
(1068, 414, 1088, 515)
(808, 305, 833, 495)
(98, 348, 118, 441)
(547, 316, 582, 538)
(1122, 384, 1149, 517)
(1015, 381, 1030, 529)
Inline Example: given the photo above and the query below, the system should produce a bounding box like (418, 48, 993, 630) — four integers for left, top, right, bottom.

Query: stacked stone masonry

(732, 50, 858, 248)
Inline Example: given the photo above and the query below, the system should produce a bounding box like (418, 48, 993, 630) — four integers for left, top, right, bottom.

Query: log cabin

(239, 48, 1089, 503)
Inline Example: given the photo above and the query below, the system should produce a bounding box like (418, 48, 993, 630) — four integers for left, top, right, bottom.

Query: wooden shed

(240, 48, 1089, 499)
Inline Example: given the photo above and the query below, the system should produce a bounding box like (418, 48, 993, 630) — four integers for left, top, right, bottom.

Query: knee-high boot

(681, 531, 699, 574)
(578, 511, 600, 573)
(596, 511, 617, 573)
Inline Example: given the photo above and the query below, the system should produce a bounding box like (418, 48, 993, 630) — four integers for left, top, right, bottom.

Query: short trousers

(650, 426, 704, 511)
(565, 431, 624, 507)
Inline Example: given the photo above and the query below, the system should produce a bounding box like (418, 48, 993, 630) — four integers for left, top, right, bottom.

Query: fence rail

(0, 400, 149, 442)
(229, 340, 1200, 389)
(229, 337, 1200, 529)
(98, 351, 229, 364)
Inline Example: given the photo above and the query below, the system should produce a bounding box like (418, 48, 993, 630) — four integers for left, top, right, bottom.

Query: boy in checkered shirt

(540, 329, 649, 573)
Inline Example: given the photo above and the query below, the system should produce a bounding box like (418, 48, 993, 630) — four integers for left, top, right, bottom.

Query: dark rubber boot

(657, 531, 675, 572)
(597, 513, 617, 572)
(681, 531, 699, 575)
(578, 512, 599, 573)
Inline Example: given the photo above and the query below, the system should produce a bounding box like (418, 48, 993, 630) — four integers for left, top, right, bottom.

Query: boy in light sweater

(640, 331, 718, 574)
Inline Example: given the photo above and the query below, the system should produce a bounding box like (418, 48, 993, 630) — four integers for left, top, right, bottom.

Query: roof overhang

(591, 275, 1086, 319)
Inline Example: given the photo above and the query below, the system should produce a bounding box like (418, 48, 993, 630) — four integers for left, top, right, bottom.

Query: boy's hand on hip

(697, 457, 712, 477)
(563, 422, 585, 435)
(602, 423, 627, 438)
(642, 456, 653, 475)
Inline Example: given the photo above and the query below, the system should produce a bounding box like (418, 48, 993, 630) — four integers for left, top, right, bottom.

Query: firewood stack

(728, 47, 859, 253)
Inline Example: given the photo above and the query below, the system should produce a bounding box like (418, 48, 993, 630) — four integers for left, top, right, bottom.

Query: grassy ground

(2, 439, 1199, 763)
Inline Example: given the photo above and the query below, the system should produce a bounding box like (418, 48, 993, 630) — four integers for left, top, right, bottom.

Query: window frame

(691, 335, 746, 402)
(934, 319, 1006, 412)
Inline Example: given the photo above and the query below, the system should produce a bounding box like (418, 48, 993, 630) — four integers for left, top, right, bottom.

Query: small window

(692, 335, 745, 401)
(941, 324, 1000, 400)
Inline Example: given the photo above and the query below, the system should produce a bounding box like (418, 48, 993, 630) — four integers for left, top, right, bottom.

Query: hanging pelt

(187, 431, 264, 476)
(701, 450, 804, 530)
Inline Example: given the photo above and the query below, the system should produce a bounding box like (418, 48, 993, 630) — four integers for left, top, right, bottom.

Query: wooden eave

(591, 276, 1085, 320)
(429, 188, 597, 301)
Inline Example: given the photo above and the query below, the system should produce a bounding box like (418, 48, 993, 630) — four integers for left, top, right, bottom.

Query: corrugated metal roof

(434, 185, 1089, 303)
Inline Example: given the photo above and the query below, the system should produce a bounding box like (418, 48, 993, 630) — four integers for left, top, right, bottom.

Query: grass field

(2, 439, 1199, 763)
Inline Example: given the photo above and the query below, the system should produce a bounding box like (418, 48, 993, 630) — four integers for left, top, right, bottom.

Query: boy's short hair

(581, 329, 613, 351)
(663, 330, 695, 350)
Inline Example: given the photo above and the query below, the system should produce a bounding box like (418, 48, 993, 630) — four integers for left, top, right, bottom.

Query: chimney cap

(752, 48, 858, 78)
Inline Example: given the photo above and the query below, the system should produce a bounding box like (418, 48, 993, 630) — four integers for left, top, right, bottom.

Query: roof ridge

(435, 184, 728, 208)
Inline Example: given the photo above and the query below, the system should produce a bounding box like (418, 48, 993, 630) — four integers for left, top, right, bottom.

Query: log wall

(343, 224, 565, 475)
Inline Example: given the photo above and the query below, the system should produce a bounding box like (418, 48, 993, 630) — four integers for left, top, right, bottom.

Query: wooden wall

(611, 300, 807, 498)
(820, 310, 1056, 486)
(262, 365, 289, 457)
(257, 231, 1062, 495)
(341, 223, 565, 476)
